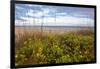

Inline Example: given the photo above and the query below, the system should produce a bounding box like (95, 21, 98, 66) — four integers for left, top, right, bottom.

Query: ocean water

(15, 26, 93, 28)
(15, 26, 94, 30)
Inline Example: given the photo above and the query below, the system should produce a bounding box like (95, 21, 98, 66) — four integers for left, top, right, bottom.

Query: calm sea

(15, 26, 94, 30)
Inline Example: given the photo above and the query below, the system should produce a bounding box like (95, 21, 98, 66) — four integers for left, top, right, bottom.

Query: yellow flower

(24, 41, 27, 45)
(80, 55, 83, 58)
(39, 48, 42, 52)
(15, 55, 18, 58)
(37, 53, 39, 57)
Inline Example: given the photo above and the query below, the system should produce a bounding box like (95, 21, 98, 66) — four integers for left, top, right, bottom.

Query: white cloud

(56, 12, 67, 16)
(42, 16, 94, 26)
(16, 5, 24, 9)
(20, 16, 29, 20)
(27, 9, 34, 17)
(15, 15, 94, 27)
(26, 9, 43, 17)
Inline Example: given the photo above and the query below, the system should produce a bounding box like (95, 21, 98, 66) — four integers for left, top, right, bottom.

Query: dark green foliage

(15, 30, 94, 66)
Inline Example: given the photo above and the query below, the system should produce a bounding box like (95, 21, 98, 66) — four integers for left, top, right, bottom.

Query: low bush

(15, 30, 94, 66)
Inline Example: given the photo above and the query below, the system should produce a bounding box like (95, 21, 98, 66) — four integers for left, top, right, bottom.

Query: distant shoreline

(15, 26, 94, 28)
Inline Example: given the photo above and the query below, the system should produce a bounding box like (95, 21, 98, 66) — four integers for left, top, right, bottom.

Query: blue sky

(15, 4, 94, 26)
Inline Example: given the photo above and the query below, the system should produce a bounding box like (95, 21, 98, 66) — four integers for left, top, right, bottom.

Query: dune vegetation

(15, 29, 95, 66)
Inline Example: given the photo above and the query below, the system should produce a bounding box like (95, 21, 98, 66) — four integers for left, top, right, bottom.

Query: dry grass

(15, 27, 95, 66)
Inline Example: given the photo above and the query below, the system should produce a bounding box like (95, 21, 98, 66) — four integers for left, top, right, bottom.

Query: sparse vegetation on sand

(15, 29, 94, 66)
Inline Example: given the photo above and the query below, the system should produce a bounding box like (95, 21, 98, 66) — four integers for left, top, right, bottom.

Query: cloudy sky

(15, 4, 94, 26)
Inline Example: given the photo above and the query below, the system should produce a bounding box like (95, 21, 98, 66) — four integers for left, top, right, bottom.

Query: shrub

(15, 30, 94, 66)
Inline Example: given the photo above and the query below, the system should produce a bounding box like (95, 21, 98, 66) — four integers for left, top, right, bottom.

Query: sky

(15, 4, 94, 26)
